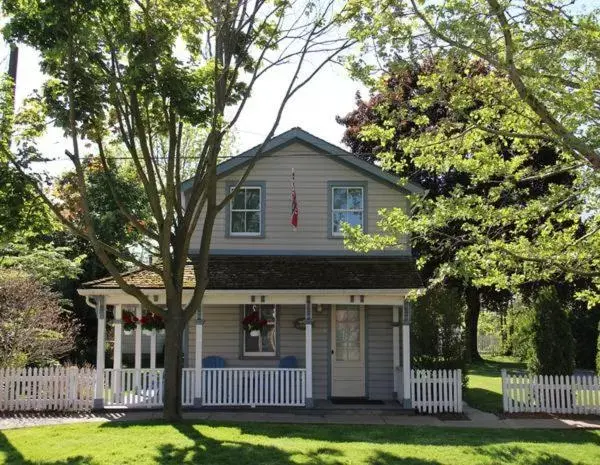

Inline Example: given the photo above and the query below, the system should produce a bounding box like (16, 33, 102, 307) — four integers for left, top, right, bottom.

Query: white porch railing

(411, 369, 463, 413)
(0, 367, 95, 412)
(502, 370, 600, 414)
(103, 368, 306, 407)
(202, 368, 306, 406)
(103, 368, 196, 407)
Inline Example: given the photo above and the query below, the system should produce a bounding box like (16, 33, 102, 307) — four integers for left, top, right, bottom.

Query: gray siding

(187, 304, 400, 401)
(312, 305, 329, 400)
(367, 306, 395, 400)
(189, 142, 410, 254)
(187, 304, 329, 399)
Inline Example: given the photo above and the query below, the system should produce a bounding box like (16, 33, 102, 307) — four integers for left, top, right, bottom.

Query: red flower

(242, 311, 268, 331)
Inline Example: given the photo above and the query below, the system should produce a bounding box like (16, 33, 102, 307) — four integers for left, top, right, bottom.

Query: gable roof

(181, 127, 425, 195)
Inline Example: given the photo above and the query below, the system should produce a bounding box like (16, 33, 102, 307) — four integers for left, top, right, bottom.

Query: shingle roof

(82, 255, 422, 290)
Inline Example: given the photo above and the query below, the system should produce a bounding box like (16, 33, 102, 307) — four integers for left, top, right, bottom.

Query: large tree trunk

(162, 306, 185, 421)
(465, 285, 483, 363)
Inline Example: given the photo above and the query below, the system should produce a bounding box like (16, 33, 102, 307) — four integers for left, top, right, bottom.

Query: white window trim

(230, 186, 262, 236)
(331, 186, 364, 236)
(243, 304, 277, 357)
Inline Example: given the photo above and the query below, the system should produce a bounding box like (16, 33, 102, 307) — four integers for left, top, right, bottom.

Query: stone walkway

(1, 404, 599, 430)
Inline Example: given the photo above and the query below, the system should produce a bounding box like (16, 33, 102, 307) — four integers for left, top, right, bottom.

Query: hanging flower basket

(122, 311, 138, 332)
(140, 312, 165, 332)
(242, 311, 267, 336)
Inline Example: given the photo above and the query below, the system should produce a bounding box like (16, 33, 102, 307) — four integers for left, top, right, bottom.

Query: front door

(331, 305, 366, 397)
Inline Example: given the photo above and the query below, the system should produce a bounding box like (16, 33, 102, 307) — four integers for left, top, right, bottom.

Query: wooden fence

(502, 370, 600, 414)
(410, 369, 463, 413)
(0, 367, 95, 412)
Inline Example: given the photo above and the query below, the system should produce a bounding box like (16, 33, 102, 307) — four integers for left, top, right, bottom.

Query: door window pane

(335, 308, 360, 361)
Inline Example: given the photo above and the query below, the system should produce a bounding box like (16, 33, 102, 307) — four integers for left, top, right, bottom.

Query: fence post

(501, 370, 508, 413)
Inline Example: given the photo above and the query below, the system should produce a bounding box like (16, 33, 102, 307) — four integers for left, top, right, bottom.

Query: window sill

(239, 355, 280, 360)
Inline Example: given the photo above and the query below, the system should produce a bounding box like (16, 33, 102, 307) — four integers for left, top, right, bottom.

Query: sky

(0, 39, 367, 176)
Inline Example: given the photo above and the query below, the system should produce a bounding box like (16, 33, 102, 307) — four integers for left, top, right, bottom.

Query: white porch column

(93, 296, 106, 409)
(402, 300, 412, 408)
(150, 329, 157, 370)
(113, 304, 122, 401)
(134, 305, 142, 388)
(392, 305, 401, 399)
(305, 296, 313, 408)
(194, 305, 204, 407)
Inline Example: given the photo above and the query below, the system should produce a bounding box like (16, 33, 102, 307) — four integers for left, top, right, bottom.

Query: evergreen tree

(528, 286, 575, 375)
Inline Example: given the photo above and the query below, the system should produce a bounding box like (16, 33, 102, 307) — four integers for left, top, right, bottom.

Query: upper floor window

(230, 186, 262, 235)
(331, 186, 364, 236)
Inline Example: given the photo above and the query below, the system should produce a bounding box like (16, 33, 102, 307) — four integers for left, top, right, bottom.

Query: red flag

(290, 169, 298, 230)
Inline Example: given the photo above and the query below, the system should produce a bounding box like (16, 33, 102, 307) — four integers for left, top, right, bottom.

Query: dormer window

(328, 182, 367, 237)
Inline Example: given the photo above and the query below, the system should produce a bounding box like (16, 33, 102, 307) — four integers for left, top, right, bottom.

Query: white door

(331, 305, 365, 397)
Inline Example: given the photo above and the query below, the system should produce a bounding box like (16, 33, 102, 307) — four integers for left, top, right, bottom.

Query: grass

(1, 420, 600, 465)
(465, 355, 525, 413)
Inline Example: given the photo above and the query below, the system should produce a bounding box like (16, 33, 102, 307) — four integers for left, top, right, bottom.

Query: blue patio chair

(202, 356, 226, 368)
(278, 355, 298, 369)
(202, 356, 225, 404)
(277, 356, 299, 403)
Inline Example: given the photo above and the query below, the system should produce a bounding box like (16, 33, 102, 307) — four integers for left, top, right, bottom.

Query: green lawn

(465, 356, 525, 413)
(1, 421, 600, 465)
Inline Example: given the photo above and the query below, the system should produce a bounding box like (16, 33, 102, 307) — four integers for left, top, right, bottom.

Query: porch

(87, 296, 413, 410)
(79, 255, 423, 410)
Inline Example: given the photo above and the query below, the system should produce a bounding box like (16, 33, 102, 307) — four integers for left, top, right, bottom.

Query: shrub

(411, 285, 466, 373)
(596, 321, 600, 375)
(526, 286, 575, 375)
(0, 271, 79, 367)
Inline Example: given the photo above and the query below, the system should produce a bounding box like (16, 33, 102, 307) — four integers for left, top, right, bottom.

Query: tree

(0, 271, 79, 368)
(3, 0, 353, 420)
(411, 284, 465, 371)
(527, 286, 575, 375)
(343, 0, 600, 303)
(337, 58, 576, 361)
(596, 321, 600, 375)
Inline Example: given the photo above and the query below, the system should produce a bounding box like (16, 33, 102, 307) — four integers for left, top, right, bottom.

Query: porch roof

(82, 255, 422, 290)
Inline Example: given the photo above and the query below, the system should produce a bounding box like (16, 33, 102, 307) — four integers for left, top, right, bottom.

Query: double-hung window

(230, 186, 262, 236)
(242, 304, 277, 356)
(331, 185, 364, 236)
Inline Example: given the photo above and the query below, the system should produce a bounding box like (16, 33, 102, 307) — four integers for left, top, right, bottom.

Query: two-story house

(80, 127, 424, 410)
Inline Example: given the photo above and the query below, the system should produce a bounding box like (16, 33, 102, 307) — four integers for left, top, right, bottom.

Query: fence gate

(410, 369, 463, 413)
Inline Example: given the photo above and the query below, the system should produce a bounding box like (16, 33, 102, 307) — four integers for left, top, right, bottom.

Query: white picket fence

(502, 370, 600, 414)
(202, 368, 306, 407)
(0, 367, 95, 411)
(410, 369, 463, 413)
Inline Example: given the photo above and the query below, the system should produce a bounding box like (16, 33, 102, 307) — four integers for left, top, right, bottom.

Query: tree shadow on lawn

(231, 422, 600, 448)
(99, 420, 600, 465)
(100, 420, 447, 465)
(470, 445, 589, 465)
(0, 431, 93, 465)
